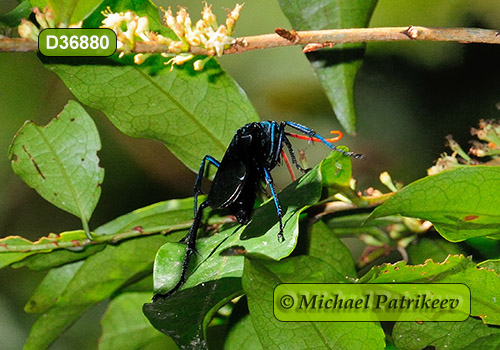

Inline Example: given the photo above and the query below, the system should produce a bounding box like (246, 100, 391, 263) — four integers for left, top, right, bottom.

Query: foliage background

(0, 0, 500, 348)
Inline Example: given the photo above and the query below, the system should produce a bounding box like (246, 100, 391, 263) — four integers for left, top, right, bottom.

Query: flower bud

(44, 6, 56, 28)
(134, 53, 146, 64)
(379, 171, 397, 192)
(18, 19, 39, 41)
(202, 5, 217, 27)
(34, 7, 49, 29)
(193, 59, 205, 71)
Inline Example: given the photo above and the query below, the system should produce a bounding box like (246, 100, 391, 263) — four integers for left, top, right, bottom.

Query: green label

(274, 283, 471, 322)
(39, 28, 116, 57)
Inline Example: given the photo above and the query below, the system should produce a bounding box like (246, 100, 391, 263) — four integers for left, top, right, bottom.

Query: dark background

(1, 0, 499, 348)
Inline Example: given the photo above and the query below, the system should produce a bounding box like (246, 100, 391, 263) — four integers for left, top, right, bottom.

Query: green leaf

(100, 292, 176, 350)
(83, 0, 166, 34)
(25, 260, 84, 314)
(467, 334, 500, 349)
(224, 314, 263, 350)
(12, 244, 105, 271)
(29, 1, 49, 10)
(321, 146, 352, 188)
(9, 100, 103, 234)
(466, 237, 500, 259)
(278, 0, 378, 133)
(477, 258, 500, 272)
(407, 237, 463, 265)
(47, 0, 104, 24)
(147, 152, 355, 348)
(118, 274, 153, 293)
(48, 59, 258, 173)
(0, 0, 31, 27)
(153, 225, 243, 294)
(143, 277, 242, 350)
(94, 197, 198, 236)
(393, 317, 500, 350)
(24, 234, 175, 350)
(370, 166, 500, 241)
(359, 255, 500, 325)
(236, 159, 322, 256)
(243, 257, 385, 349)
(309, 220, 357, 278)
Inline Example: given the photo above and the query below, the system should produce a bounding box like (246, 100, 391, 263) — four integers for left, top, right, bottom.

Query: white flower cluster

(161, 3, 243, 70)
(18, 7, 82, 41)
(100, 7, 163, 58)
(18, 3, 243, 71)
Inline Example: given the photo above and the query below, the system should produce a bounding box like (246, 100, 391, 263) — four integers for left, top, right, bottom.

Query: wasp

(154, 121, 363, 299)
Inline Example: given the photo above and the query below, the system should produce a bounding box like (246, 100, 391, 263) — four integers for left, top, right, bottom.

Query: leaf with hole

(9, 100, 103, 234)
(359, 255, 500, 325)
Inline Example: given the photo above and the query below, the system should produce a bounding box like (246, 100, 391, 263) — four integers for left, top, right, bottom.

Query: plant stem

(0, 216, 237, 253)
(1, 26, 500, 53)
(81, 218, 92, 240)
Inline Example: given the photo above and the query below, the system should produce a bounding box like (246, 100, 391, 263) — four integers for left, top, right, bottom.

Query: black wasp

(154, 121, 363, 299)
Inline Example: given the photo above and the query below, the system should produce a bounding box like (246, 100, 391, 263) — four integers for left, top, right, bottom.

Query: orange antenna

(286, 130, 343, 143)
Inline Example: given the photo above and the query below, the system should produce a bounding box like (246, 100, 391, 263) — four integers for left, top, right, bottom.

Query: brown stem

(1, 26, 500, 53)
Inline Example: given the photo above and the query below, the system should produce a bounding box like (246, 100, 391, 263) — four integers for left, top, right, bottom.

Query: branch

(1, 26, 500, 54)
(0, 216, 236, 253)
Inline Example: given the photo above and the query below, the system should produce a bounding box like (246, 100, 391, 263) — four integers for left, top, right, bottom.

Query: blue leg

(194, 155, 220, 215)
(284, 121, 364, 159)
(263, 167, 284, 242)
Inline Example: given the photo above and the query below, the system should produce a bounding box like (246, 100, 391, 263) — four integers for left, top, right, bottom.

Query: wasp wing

(208, 133, 253, 209)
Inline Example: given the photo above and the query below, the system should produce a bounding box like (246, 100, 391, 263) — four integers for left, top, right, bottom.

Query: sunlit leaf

(48, 59, 258, 173)
(243, 257, 385, 349)
(5, 198, 202, 270)
(0, 230, 88, 269)
(370, 166, 500, 241)
(393, 317, 500, 350)
(359, 255, 500, 325)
